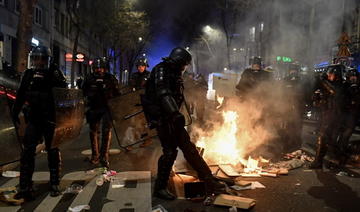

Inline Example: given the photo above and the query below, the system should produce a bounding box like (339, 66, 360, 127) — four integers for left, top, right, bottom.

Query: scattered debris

(284, 150, 302, 160)
(239, 173, 261, 178)
(213, 194, 256, 209)
(229, 206, 238, 212)
(152, 204, 168, 212)
(270, 159, 305, 170)
(111, 177, 125, 188)
(203, 195, 216, 206)
(336, 171, 349, 177)
(219, 164, 241, 177)
(68, 204, 90, 212)
(260, 172, 277, 178)
(0, 187, 23, 205)
(234, 180, 252, 187)
(283, 149, 314, 162)
(64, 184, 83, 194)
(231, 181, 265, 191)
(2, 171, 20, 178)
(96, 176, 104, 186)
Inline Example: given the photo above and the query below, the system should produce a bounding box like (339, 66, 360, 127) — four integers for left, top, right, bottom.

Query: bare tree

(15, 0, 38, 73)
(217, 0, 258, 70)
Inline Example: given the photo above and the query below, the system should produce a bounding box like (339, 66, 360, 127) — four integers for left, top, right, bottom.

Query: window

(249, 26, 255, 42)
(54, 8, 60, 30)
(34, 6, 42, 26)
(14, 0, 20, 13)
(0, 0, 4, 6)
(60, 13, 65, 34)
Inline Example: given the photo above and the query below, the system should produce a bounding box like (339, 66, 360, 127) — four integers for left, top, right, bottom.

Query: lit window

(249, 27, 255, 42)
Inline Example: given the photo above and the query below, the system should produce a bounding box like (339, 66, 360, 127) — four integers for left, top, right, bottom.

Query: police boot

(100, 130, 111, 169)
(15, 149, 36, 201)
(309, 137, 327, 169)
(14, 186, 35, 201)
(48, 149, 62, 197)
(90, 131, 100, 164)
(203, 177, 226, 195)
(154, 150, 177, 200)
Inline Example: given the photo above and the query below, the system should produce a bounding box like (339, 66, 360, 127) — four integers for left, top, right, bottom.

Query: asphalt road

(1, 120, 360, 212)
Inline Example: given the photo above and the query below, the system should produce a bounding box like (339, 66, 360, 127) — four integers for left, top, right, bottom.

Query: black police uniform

(12, 63, 67, 199)
(130, 70, 150, 90)
(310, 67, 346, 168)
(82, 71, 119, 168)
(337, 74, 360, 165)
(142, 47, 223, 200)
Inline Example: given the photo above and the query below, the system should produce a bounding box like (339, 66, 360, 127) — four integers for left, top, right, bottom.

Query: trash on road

(260, 172, 277, 177)
(231, 181, 265, 191)
(336, 171, 349, 177)
(64, 184, 83, 194)
(229, 206, 238, 212)
(152, 204, 168, 212)
(0, 187, 24, 205)
(213, 194, 256, 209)
(68, 204, 90, 212)
(111, 177, 125, 188)
(2, 171, 20, 178)
(96, 176, 104, 186)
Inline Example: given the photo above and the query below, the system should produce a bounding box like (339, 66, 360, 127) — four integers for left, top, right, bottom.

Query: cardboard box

(213, 194, 256, 209)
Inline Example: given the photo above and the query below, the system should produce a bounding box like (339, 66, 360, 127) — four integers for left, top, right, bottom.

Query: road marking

(33, 171, 97, 212)
(102, 171, 151, 212)
(68, 177, 98, 208)
(0, 171, 151, 211)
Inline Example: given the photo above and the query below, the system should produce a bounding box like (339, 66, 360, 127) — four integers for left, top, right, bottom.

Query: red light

(0, 90, 16, 100)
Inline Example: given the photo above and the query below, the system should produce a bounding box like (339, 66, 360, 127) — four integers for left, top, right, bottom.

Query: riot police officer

(82, 57, 120, 168)
(337, 68, 360, 166)
(142, 47, 224, 200)
(12, 46, 67, 200)
(130, 57, 150, 90)
(310, 64, 346, 169)
(235, 56, 271, 99)
(282, 63, 304, 150)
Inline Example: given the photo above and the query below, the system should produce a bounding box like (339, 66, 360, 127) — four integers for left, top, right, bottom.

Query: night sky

(137, 0, 218, 67)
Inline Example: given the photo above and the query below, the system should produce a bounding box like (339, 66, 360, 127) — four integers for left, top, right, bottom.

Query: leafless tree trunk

(15, 0, 38, 73)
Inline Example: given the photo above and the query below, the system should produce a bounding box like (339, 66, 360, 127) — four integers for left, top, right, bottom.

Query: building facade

(0, 0, 107, 80)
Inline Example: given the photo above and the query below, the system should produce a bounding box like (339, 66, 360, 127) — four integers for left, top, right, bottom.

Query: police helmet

(327, 64, 344, 80)
(135, 58, 149, 67)
(29, 45, 51, 69)
(169, 47, 192, 66)
(92, 57, 109, 71)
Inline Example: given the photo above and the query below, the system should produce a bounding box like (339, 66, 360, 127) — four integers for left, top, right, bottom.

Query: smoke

(186, 78, 303, 164)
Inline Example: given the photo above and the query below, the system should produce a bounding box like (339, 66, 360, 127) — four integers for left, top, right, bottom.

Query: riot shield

(0, 86, 22, 165)
(108, 89, 156, 147)
(51, 88, 85, 148)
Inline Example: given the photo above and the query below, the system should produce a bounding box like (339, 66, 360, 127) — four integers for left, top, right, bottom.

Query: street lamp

(138, 37, 143, 42)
